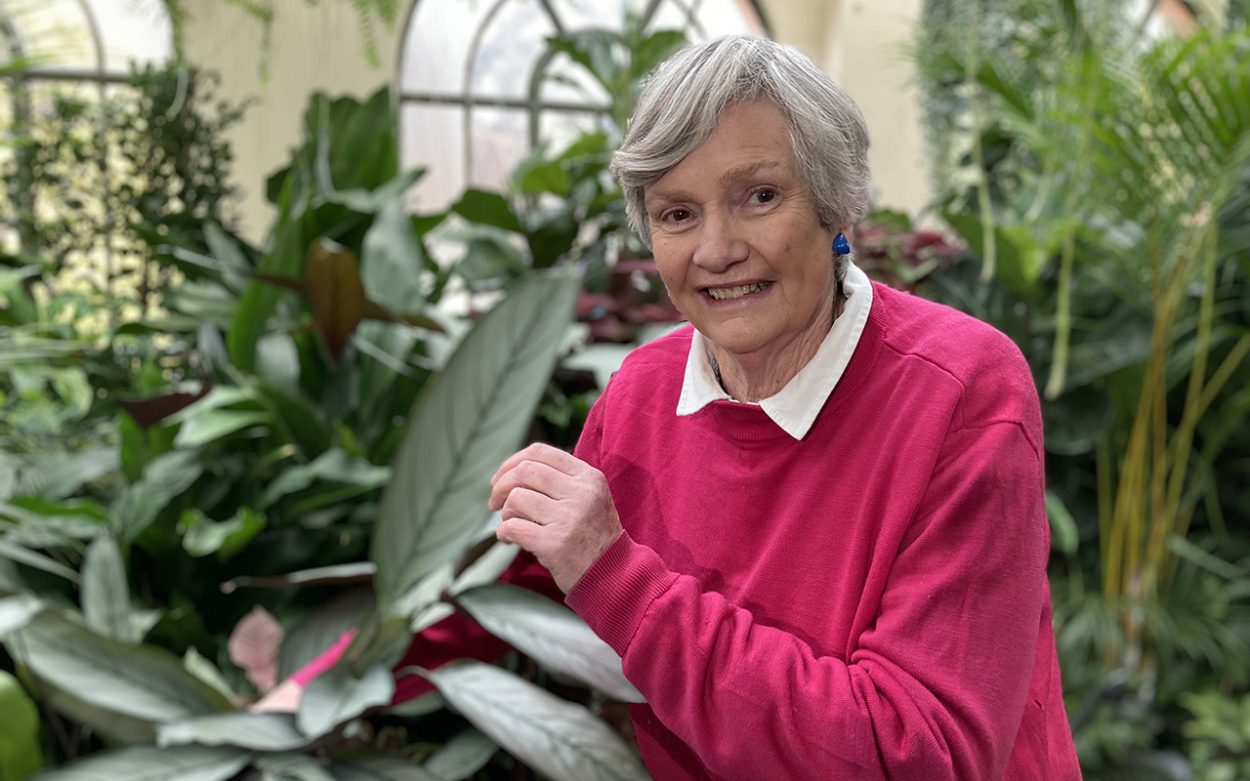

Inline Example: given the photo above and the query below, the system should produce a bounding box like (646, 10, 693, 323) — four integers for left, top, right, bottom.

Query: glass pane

(88, 0, 172, 70)
(3, 0, 171, 73)
(470, 0, 556, 100)
(694, 0, 766, 37)
(402, 103, 467, 213)
(400, 0, 517, 95)
(467, 107, 528, 189)
(548, 0, 632, 32)
(540, 51, 611, 107)
(647, 0, 700, 38)
(538, 108, 608, 153)
(5, 0, 98, 71)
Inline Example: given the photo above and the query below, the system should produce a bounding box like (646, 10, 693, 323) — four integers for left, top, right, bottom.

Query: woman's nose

(691, 212, 748, 272)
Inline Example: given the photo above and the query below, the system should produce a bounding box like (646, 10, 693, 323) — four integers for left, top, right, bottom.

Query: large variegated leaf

(43, 686, 158, 744)
(0, 556, 23, 593)
(32, 745, 249, 781)
(329, 756, 443, 781)
(370, 271, 579, 610)
(296, 662, 393, 738)
(449, 537, 519, 596)
(253, 753, 338, 781)
(0, 593, 41, 639)
(159, 712, 311, 752)
(422, 729, 497, 781)
(12, 611, 233, 723)
(0, 535, 80, 583)
(111, 449, 203, 543)
(81, 536, 133, 642)
(425, 661, 649, 781)
(456, 583, 643, 703)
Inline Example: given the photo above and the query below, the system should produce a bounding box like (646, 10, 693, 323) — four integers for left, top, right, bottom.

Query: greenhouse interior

(1, 0, 1249, 779)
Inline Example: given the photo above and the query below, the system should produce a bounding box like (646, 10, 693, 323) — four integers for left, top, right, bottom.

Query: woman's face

(644, 100, 838, 365)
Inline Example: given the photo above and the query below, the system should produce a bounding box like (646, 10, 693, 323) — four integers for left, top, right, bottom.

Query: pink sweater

(296, 283, 1080, 779)
(563, 283, 1080, 780)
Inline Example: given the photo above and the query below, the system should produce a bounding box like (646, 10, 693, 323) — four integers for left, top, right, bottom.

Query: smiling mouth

(705, 282, 771, 301)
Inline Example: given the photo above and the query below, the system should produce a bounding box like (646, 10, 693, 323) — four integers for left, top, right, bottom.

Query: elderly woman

(486, 36, 1081, 780)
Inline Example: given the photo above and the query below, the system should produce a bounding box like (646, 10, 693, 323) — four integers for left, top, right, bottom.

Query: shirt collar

(675, 259, 874, 440)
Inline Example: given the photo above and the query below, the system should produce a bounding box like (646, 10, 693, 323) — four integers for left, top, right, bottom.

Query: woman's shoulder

(867, 282, 1041, 433)
(871, 281, 1031, 381)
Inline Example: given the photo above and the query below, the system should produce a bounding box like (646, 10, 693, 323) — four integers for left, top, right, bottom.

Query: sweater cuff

(565, 531, 677, 655)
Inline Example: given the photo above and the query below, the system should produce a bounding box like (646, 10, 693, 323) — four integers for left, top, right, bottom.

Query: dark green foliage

(915, 0, 1250, 776)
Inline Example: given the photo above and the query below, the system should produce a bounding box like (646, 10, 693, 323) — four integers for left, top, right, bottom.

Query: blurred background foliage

(0, 0, 1247, 779)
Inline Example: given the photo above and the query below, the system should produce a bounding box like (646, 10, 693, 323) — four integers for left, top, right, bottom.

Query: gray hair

(611, 35, 871, 250)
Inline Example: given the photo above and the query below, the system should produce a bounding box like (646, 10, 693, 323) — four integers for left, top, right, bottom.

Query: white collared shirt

(675, 259, 874, 440)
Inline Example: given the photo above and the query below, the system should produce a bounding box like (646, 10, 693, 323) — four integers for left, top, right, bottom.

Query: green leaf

(254, 754, 340, 781)
(81, 536, 134, 642)
(11, 611, 233, 723)
(329, 167, 426, 214)
(457, 235, 527, 284)
(452, 189, 523, 233)
(296, 662, 393, 738)
(11, 447, 120, 501)
(259, 449, 390, 509)
(422, 729, 497, 781)
(329, 756, 443, 781)
(424, 661, 649, 781)
(1043, 490, 1079, 557)
(362, 198, 428, 315)
(0, 594, 42, 640)
(357, 321, 421, 416)
(111, 449, 204, 543)
(159, 711, 311, 752)
(203, 221, 251, 289)
(456, 583, 642, 702)
(524, 210, 579, 268)
(632, 29, 685, 77)
(0, 670, 42, 781)
(450, 538, 519, 595)
(31, 746, 249, 781)
(183, 647, 240, 702)
(221, 562, 377, 594)
(256, 333, 302, 396)
(174, 409, 271, 448)
(43, 685, 157, 744)
(256, 384, 332, 459)
(370, 272, 579, 609)
(180, 507, 266, 561)
(0, 557, 23, 594)
(0, 535, 81, 583)
(516, 158, 573, 196)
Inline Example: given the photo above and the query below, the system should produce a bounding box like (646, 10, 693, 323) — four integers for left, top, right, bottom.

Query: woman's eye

(664, 208, 692, 223)
(752, 188, 777, 205)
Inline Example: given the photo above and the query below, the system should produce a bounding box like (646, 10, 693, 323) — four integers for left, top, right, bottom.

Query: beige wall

(763, 0, 931, 218)
(183, 0, 405, 243)
(186, 0, 930, 244)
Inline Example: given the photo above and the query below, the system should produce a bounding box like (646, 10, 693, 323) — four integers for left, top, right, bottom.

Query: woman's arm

(547, 415, 1050, 780)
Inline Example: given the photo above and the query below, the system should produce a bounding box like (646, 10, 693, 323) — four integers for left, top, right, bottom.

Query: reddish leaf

(228, 606, 283, 693)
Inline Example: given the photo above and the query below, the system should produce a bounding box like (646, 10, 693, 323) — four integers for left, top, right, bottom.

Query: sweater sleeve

(567, 411, 1050, 780)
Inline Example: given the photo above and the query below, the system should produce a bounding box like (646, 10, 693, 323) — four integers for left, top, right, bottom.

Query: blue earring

(833, 233, 852, 256)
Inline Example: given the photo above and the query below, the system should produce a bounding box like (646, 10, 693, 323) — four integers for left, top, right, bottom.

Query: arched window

(0, 0, 171, 82)
(396, 0, 768, 211)
(1, 0, 176, 318)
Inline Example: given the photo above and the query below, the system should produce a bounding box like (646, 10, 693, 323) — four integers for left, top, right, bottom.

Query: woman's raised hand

(488, 443, 623, 594)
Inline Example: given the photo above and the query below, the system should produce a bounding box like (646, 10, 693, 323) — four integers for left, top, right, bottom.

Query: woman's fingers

(499, 486, 559, 524)
(488, 457, 574, 511)
(490, 442, 585, 485)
